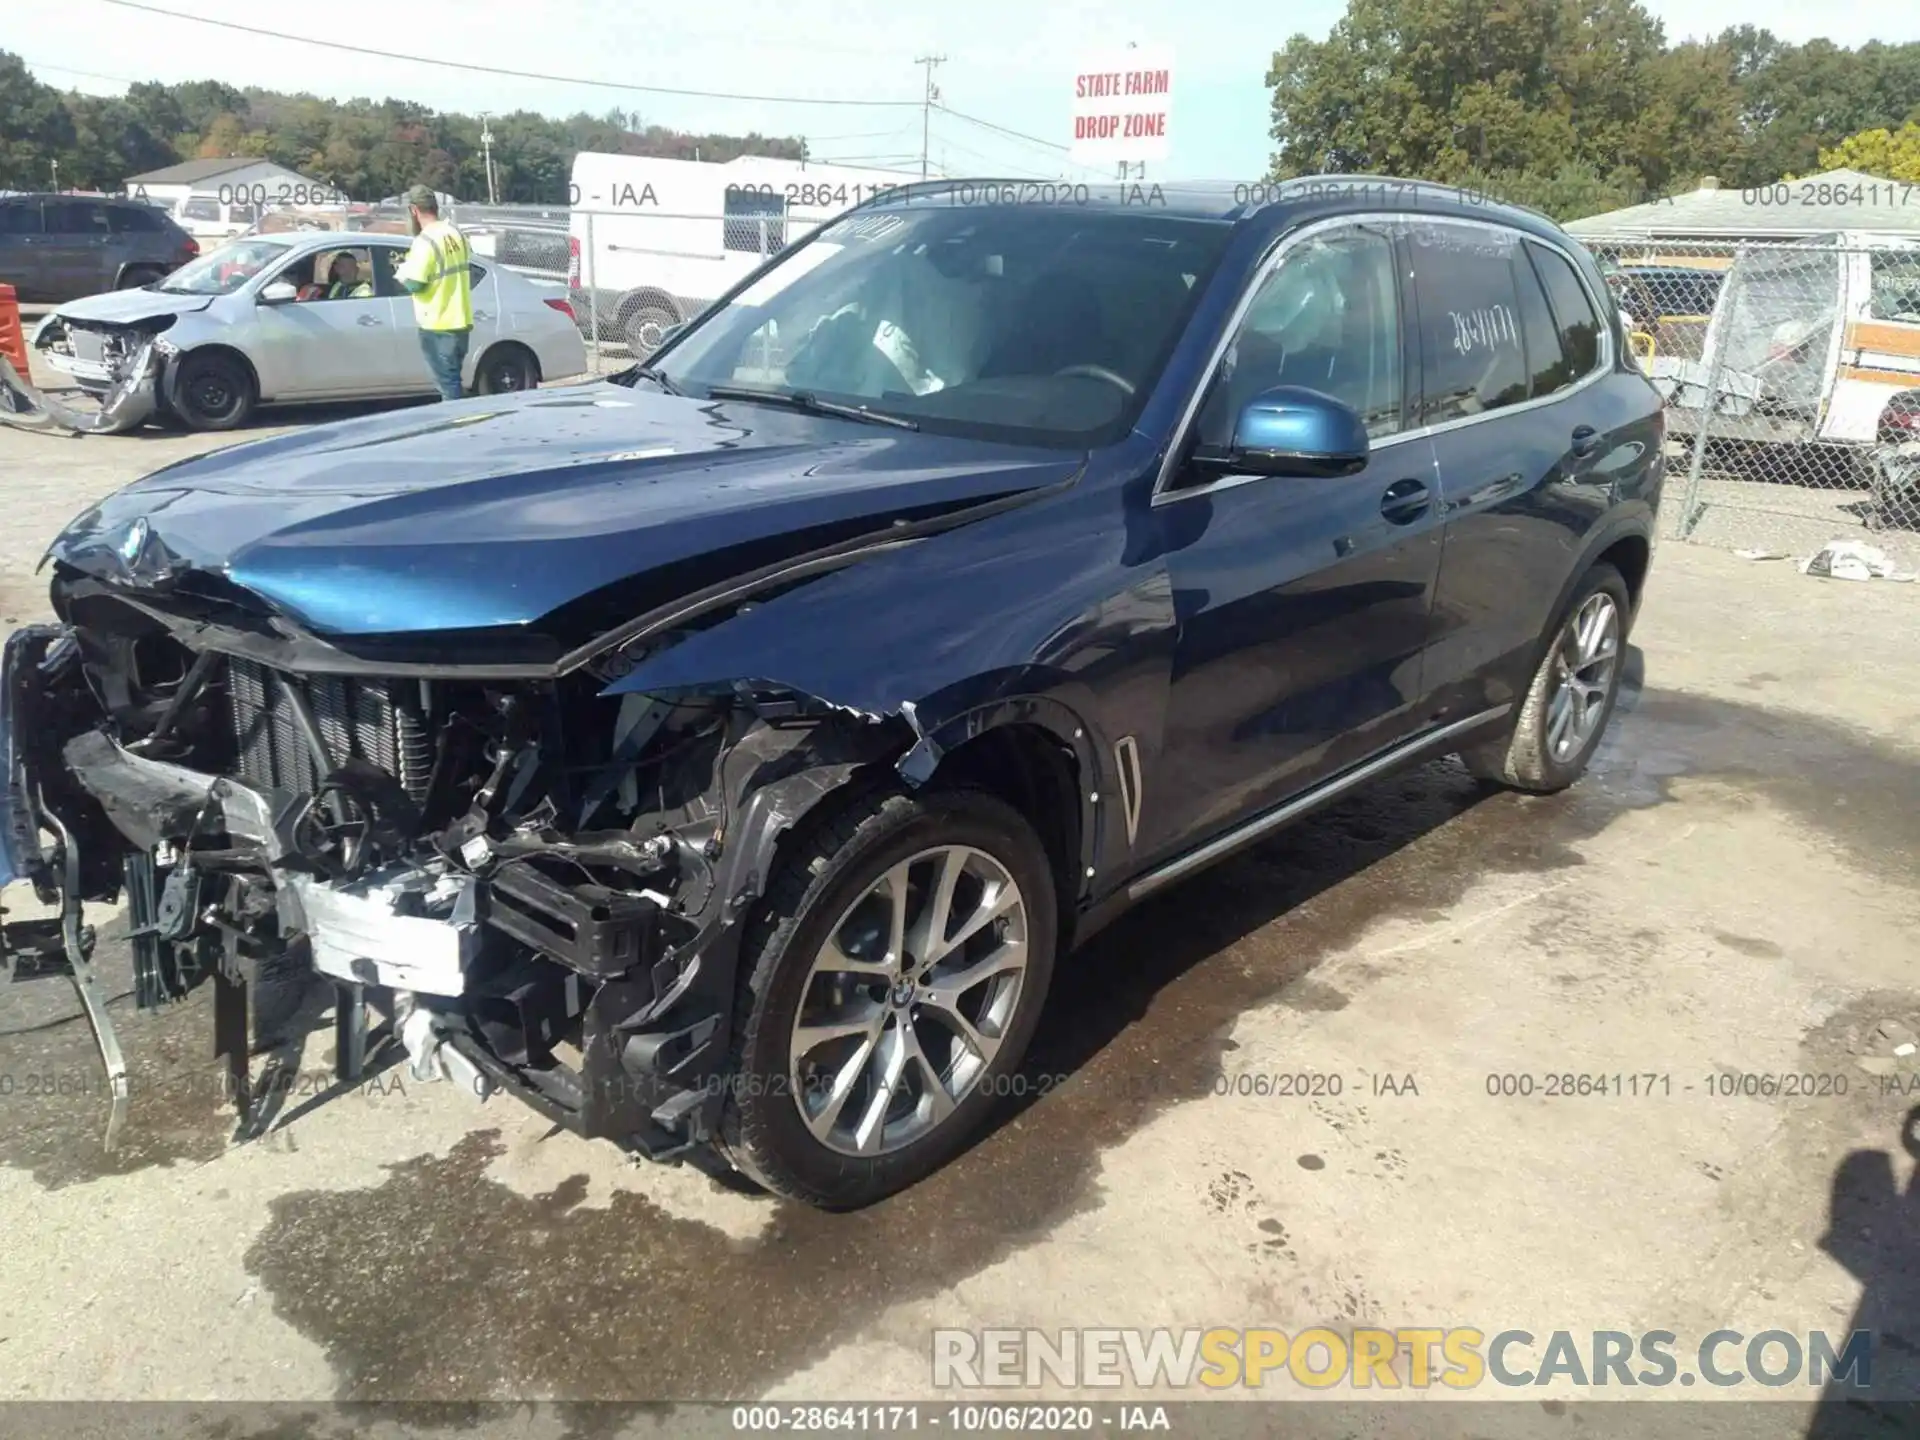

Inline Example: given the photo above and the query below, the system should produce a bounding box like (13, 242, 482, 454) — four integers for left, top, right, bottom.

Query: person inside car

(325, 253, 371, 300)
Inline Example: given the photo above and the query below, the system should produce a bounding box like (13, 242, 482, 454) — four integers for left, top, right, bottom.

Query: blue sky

(12, 0, 1920, 189)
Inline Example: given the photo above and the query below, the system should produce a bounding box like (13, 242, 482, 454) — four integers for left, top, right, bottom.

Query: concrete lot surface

(2, 370, 1919, 1440)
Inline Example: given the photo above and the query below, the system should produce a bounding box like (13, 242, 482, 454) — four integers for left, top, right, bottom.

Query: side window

(1408, 223, 1527, 423)
(724, 189, 787, 255)
(108, 205, 162, 234)
(1195, 224, 1403, 448)
(181, 197, 222, 222)
(0, 202, 40, 236)
(1528, 242, 1604, 380)
(1869, 252, 1920, 324)
(44, 201, 113, 236)
(370, 246, 405, 296)
(1513, 253, 1570, 399)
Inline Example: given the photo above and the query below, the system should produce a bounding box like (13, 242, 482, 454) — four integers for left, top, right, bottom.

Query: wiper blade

(633, 365, 682, 395)
(704, 384, 919, 431)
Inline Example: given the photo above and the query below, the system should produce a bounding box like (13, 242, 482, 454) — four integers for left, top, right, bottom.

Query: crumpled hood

(47, 383, 1084, 636)
(47, 290, 215, 327)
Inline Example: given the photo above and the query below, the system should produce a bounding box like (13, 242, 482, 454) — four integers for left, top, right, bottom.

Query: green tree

(1817, 121, 1920, 182)
(0, 51, 75, 189)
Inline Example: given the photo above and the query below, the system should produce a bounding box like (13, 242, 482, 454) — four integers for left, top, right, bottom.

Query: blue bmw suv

(0, 178, 1661, 1207)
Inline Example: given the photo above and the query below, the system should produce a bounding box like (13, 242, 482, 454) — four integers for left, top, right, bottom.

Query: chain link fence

(1581, 234, 1920, 571)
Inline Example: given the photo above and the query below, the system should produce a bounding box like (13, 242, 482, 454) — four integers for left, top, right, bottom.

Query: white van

(1654, 231, 1920, 455)
(566, 153, 921, 354)
(173, 192, 261, 242)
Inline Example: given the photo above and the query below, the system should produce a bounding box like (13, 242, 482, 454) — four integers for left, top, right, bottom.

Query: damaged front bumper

(0, 338, 165, 437)
(0, 608, 902, 1161)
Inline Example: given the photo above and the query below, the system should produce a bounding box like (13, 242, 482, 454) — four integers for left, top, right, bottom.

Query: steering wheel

(1054, 364, 1135, 395)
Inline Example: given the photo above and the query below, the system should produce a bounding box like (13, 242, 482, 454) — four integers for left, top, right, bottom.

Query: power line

(91, 0, 927, 107)
(22, 57, 147, 87)
(934, 103, 1072, 155)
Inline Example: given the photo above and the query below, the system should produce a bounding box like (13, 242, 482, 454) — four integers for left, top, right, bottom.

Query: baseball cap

(405, 184, 437, 208)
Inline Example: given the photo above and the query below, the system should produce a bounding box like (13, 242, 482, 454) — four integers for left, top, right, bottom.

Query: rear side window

(1408, 223, 1528, 424)
(1528, 243, 1604, 380)
(1513, 255, 1570, 398)
(108, 204, 164, 234)
(44, 200, 113, 236)
(0, 202, 40, 236)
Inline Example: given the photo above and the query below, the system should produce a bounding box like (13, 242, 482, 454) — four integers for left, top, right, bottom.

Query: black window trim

(1525, 239, 1608, 393)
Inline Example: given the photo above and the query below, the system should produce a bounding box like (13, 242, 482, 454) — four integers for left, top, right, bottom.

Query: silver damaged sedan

(30, 230, 589, 431)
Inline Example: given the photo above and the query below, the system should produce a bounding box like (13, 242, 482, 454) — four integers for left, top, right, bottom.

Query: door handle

(1571, 425, 1601, 458)
(357, 315, 382, 327)
(1379, 478, 1430, 523)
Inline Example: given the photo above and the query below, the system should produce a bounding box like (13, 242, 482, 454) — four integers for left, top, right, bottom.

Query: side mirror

(1228, 385, 1370, 477)
(259, 281, 298, 304)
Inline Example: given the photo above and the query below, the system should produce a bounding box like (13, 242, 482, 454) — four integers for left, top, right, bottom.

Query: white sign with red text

(1069, 47, 1174, 164)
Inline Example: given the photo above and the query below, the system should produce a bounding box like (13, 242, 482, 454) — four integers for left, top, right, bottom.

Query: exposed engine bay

(0, 557, 917, 1160)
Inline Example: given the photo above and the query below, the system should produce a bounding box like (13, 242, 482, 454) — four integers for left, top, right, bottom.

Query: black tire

(164, 350, 255, 431)
(475, 343, 539, 395)
(618, 294, 680, 358)
(719, 787, 1058, 1209)
(116, 266, 164, 291)
(1461, 563, 1631, 794)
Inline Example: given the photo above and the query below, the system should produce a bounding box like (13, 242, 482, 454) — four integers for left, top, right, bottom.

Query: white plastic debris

(1733, 547, 1788, 561)
(1799, 539, 1916, 582)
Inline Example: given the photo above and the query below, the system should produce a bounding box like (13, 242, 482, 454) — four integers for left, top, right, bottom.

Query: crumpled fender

(0, 343, 163, 437)
(602, 470, 1179, 890)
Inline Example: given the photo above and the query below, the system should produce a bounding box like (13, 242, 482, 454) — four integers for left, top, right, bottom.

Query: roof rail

(1252, 174, 1559, 225)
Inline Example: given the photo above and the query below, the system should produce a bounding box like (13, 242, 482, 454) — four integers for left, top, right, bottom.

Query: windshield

(157, 238, 295, 295)
(656, 200, 1232, 446)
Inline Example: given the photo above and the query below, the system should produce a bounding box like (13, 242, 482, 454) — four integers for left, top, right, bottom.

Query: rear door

(459, 261, 504, 387)
(1415, 221, 1640, 718)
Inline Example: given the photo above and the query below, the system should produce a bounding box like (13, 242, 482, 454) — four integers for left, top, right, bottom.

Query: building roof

(125, 158, 302, 185)
(1567, 169, 1920, 239)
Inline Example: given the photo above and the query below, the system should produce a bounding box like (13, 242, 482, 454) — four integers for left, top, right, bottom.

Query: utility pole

(479, 113, 497, 204)
(915, 55, 946, 180)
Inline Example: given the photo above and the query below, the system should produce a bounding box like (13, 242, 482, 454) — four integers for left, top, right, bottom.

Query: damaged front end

(0, 567, 911, 1159)
(2, 314, 170, 436)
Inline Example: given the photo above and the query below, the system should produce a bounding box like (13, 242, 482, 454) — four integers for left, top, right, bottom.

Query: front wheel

(1461, 564, 1631, 793)
(164, 350, 255, 431)
(719, 788, 1058, 1209)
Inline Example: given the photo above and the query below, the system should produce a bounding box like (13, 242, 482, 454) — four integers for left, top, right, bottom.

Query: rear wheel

(475, 343, 539, 395)
(1461, 564, 1630, 794)
(617, 293, 680, 358)
(719, 787, 1057, 1209)
(164, 350, 255, 431)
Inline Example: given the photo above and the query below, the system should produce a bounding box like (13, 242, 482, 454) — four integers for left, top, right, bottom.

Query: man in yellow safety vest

(396, 184, 474, 400)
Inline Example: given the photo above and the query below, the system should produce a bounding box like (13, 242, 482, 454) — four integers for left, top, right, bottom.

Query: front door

(40, 199, 116, 300)
(250, 245, 406, 398)
(1146, 219, 1445, 859)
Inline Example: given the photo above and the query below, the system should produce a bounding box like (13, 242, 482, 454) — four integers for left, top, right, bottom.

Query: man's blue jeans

(418, 327, 471, 401)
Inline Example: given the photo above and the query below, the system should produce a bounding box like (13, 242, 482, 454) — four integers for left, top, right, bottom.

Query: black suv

(0, 194, 199, 303)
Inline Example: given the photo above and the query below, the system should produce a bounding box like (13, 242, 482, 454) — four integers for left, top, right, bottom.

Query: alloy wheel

(1545, 591, 1620, 762)
(788, 845, 1029, 1157)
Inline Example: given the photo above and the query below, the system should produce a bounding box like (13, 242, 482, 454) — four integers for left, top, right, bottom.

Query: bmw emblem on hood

(118, 517, 149, 566)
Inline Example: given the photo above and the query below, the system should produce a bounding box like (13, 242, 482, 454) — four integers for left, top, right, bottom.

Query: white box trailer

(567, 153, 921, 354)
